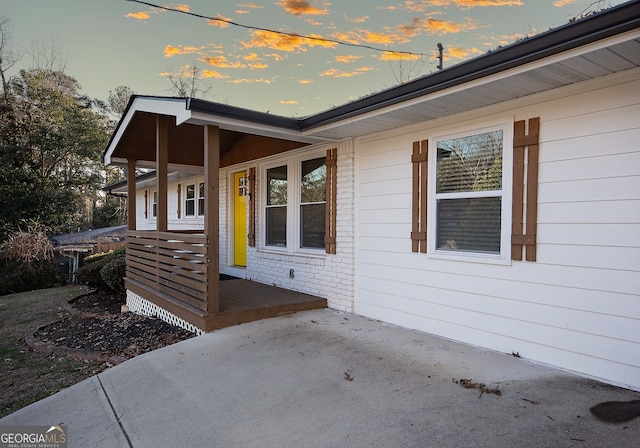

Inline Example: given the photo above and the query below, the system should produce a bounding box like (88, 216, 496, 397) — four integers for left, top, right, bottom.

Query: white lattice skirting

(126, 290, 204, 336)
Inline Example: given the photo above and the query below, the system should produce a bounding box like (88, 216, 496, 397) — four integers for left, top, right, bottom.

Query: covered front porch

(105, 97, 329, 333)
(124, 229, 326, 333)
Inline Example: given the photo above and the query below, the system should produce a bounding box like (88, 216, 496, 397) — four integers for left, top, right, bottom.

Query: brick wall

(242, 140, 355, 312)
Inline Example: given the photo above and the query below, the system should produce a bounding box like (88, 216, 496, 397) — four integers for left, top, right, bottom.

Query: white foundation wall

(223, 141, 356, 312)
(354, 69, 640, 390)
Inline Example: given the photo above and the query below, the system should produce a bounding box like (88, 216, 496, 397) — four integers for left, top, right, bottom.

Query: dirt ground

(0, 286, 194, 418)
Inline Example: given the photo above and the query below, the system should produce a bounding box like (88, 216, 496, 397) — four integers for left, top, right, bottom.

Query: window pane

(186, 184, 195, 199)
(266, 206, 287, 246)
(301, 158, 326, 203)
(436, 130, 503, 193)
(186, 200, 195, 216)
(267, 165, 287, 206)
(301, 203, 325, 249)
(437, 197, 501, 254)
(198, 183, 205, 215)
(152, 192, 157, 217)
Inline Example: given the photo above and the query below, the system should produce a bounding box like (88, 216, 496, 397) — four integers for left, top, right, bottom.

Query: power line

(126, 0, 430, 59)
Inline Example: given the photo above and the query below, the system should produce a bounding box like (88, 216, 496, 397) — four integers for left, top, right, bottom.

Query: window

(185, 184, 196, 216)
(429, 123, 512, 259)
(151, 191, 157, 218)
(263, 153, 327, 252)
(266, 165, 287, 246)
(185, 182, 205, 217)
(300, 158, 326, 249)
(198, 182, 205, 216)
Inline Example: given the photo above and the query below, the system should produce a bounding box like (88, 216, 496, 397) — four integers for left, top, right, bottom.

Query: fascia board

(184, 111, 331, 144)
(104, 97, 191, 165)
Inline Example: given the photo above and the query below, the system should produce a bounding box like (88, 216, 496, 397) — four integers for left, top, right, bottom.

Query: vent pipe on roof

(436, 43, 444, 70)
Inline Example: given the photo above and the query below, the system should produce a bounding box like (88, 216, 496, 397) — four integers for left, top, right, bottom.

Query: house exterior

(105, 2, 640, 390)
(52, 225, 127, 283)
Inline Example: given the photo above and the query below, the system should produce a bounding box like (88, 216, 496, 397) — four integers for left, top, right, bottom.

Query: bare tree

(388, 53, 425, 85)
(28, 38, 67, 74)
(102, 85, 135, 120)
(165, 64, 211, 98)
(0, 18, 21, 100)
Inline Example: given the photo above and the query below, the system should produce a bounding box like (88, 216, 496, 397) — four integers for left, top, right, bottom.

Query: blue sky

(1, 0, 628, 116)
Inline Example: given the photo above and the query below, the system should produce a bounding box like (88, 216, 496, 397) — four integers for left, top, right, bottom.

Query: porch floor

(208, 276, 327, 331)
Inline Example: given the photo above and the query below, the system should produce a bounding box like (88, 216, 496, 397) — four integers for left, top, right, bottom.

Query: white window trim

(184, 183, 196, 217)
(259, 148, 328, 256)
(427, 119, 513, 265)
(183, 179, 206, 219)
(198, 181, 205, 217)
(150, 190, 157, 220)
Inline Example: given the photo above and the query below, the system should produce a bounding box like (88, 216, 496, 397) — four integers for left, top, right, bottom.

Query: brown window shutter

(325, 148, 337, 254)
(177, 184, 181, 219)
(411, 140, 428, 253)
(247, 167, 256, 247)
(144, 190, 148, 219)
(512, 117, 540, 261)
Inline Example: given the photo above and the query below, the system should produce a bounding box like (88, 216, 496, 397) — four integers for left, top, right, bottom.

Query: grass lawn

(0, 286, 107, 418)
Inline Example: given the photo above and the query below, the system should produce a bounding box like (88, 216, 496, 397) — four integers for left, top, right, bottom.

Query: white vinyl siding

(355, 73, 640, 390)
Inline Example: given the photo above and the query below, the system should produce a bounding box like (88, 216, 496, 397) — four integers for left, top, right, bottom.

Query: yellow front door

(233, 171, 247, 267)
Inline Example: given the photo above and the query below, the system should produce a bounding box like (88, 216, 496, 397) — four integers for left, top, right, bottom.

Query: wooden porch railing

(126, 230, 208, 311)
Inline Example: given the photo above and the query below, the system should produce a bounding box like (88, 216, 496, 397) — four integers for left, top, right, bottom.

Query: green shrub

(100, 256, 126, 292)
(76, 248, 126, 292)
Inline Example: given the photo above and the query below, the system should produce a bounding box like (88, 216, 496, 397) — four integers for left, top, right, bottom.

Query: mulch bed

(28, 290, 195, 363)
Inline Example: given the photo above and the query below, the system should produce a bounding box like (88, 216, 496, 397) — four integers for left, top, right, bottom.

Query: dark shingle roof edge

(298, 0, 640, 129)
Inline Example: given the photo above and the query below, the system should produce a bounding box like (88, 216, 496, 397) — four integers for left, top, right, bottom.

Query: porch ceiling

(110, 110, 311, 169)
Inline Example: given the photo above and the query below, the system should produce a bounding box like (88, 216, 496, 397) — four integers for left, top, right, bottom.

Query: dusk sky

(1, 0, 629, 116)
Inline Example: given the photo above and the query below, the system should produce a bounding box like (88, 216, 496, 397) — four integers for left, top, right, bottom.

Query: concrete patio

(2, 309, 638, 447)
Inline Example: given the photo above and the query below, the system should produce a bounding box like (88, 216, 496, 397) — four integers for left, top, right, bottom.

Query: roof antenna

(436, 43, 444, 70)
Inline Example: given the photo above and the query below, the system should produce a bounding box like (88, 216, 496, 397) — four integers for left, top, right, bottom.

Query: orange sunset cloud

(200, 69, 229, 79)
(164, 45, 204, 58)
(423, 17, 479, 34)
(201, 55, 246, 69)
(320, 66, 373, 78)
(427, 0, 522, 8)
(377, 51, 421, 61)
(335, 55, 363, 63)
(441, 45, 483, 60)
(173, 4, 190, 12)
(229, 78, 274, 84)
(126, 3, 190, 20)
(277, 0, 329, 16)
(125, 11, 151, 20)
(208, 15, 233, 28)
(345, 14, 369, 24)
(242, 30, 336, 52)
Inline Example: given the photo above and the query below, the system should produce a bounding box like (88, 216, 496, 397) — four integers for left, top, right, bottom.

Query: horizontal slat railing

(126, 230, 208, 311)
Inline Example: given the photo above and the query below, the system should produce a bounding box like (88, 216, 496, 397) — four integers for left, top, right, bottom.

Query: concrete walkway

(2, 309, 639, 447)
